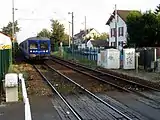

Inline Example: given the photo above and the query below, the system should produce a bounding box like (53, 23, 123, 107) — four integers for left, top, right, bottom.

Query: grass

(57, 84, 76, 94)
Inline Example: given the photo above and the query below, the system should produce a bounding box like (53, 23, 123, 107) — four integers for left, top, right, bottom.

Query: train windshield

(30, 42, 38, 49)
(40, 42, 48, 50)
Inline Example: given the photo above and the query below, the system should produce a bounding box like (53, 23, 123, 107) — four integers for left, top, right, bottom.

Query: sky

(0, 0, 160, 43)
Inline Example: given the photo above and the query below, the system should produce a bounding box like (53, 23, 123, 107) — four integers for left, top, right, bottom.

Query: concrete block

(5, 73, 18, 102)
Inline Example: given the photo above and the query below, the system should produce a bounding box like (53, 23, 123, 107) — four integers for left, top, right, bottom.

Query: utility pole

(12, 0, 15, 39)
(115, 4, 118, 49)
(68, 22, 71, 47)
(11, 0, 15, 65)
(71, 12, 74, 57)
(84, 16, 87, 48)
(68, 12, 74, 58)
(84, 16, 86, 34)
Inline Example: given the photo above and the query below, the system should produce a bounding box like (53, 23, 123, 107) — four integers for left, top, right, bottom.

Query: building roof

(74, 28, 94, 39)
(106, 10, 138, 25)
(90, 40, 109, 47)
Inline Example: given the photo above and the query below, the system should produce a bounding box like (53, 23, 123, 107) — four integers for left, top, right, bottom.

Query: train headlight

(43, 50, 45, 52)
(46, 50, 48, 52)
(30, 50, 32, 53)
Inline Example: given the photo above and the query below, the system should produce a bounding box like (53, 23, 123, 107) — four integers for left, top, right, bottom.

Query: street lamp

(11, 0, 15, 65)
(12, 0, 15, 40)
(12, 0, 19, 64)
(68, 12, 74, 58)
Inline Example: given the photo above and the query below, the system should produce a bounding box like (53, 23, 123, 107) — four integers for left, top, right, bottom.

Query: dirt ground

(97, 67, 160, 89)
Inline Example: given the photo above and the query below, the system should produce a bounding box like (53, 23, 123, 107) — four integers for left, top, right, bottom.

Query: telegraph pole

(84, 16, 86, 33)
(68, 12, 74, 58)
(11, 0, 15, 65)
(68, 22, 71, 47)
(12, 0, 15, 39)
(84, 16, 87, 47)
(71, 12, 74, 57)
(115, 4, 118, 49)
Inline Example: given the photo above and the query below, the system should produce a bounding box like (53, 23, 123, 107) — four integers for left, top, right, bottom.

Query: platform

(0, 96, 62, 120)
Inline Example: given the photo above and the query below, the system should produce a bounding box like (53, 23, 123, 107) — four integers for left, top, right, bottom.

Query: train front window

(40, 42, 48, 50)
(30, 42, 38, 49)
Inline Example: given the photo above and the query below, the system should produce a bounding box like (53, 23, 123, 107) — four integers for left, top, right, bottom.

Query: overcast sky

(0, 0, 159, 43)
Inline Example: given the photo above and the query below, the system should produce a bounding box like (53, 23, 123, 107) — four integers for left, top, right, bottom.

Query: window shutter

(122, 27, 124, 36)
(114, 28, 116, 37)
(111, 29, 112, 37)
(118, 27, 120, 36)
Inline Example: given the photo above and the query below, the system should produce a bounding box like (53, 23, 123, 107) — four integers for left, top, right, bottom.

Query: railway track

(34, 64, 139, 120)
(52, 56, 159, 91)
(50, 56, 160, 107)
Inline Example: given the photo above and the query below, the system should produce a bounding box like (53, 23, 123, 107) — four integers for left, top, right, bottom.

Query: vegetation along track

(34, 64, 135, 120)
(50, 56, 160, 106)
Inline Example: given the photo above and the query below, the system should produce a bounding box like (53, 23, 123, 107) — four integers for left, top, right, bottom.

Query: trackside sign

(0, 33, 12, 50)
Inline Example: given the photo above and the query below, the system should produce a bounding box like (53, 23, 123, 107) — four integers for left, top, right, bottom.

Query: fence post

(136, 53, 139, 73)
(90, 48, 92, 61)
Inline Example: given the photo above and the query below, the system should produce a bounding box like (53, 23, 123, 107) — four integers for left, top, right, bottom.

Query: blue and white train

(19, 37, 51, 60)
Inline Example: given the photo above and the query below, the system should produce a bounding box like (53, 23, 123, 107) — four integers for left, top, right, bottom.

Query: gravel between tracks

(11, 62, 52, 97)
(46, 60, 116, 93)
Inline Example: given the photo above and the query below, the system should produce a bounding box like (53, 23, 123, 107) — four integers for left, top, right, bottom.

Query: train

(19, 36, 51, 60)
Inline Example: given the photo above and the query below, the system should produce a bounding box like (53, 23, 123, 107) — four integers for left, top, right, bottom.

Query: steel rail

(45, 63, 133, 120)
(33, 65, 82, 120)
(52, 56, 160, 92)
(50, 58, 160, 105)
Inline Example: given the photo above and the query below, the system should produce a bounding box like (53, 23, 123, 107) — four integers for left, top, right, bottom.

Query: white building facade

(74, 28, 100, 46)
(106, 10, 133, 48)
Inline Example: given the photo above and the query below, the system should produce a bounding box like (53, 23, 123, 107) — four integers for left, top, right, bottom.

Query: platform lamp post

(11, 0, 15, 65)
(68, 12, 74, 59)
(12, 0, 18, 64)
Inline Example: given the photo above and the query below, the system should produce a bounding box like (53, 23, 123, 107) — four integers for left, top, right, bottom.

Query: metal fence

(0, 48, 12, 102)
(64, 47, 100, 61)
(136, 47, 155, 70)
(0, 49, 11, 81)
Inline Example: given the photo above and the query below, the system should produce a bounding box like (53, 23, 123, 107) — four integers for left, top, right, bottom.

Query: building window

(111, 28, 116, 37)
(111, 42, 115, 47)
(118, 27, 124, 36)
(118, 41, 123, 46)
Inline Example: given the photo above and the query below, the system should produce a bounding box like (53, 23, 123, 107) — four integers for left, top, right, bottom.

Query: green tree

(50, 20, 65, 50)
(154, 4, 160, 15)
(126, 11, 144, 47)
(62, 33, 71, 45)
(126, 10, 160, 47)
(37, 28, 51, 38)
(142, 10, 158, 46)
(1, 20, 20, 37)
(50, 20, 65, 43)
(155, 14, 160, 45)
(93, 32, 109, 40)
